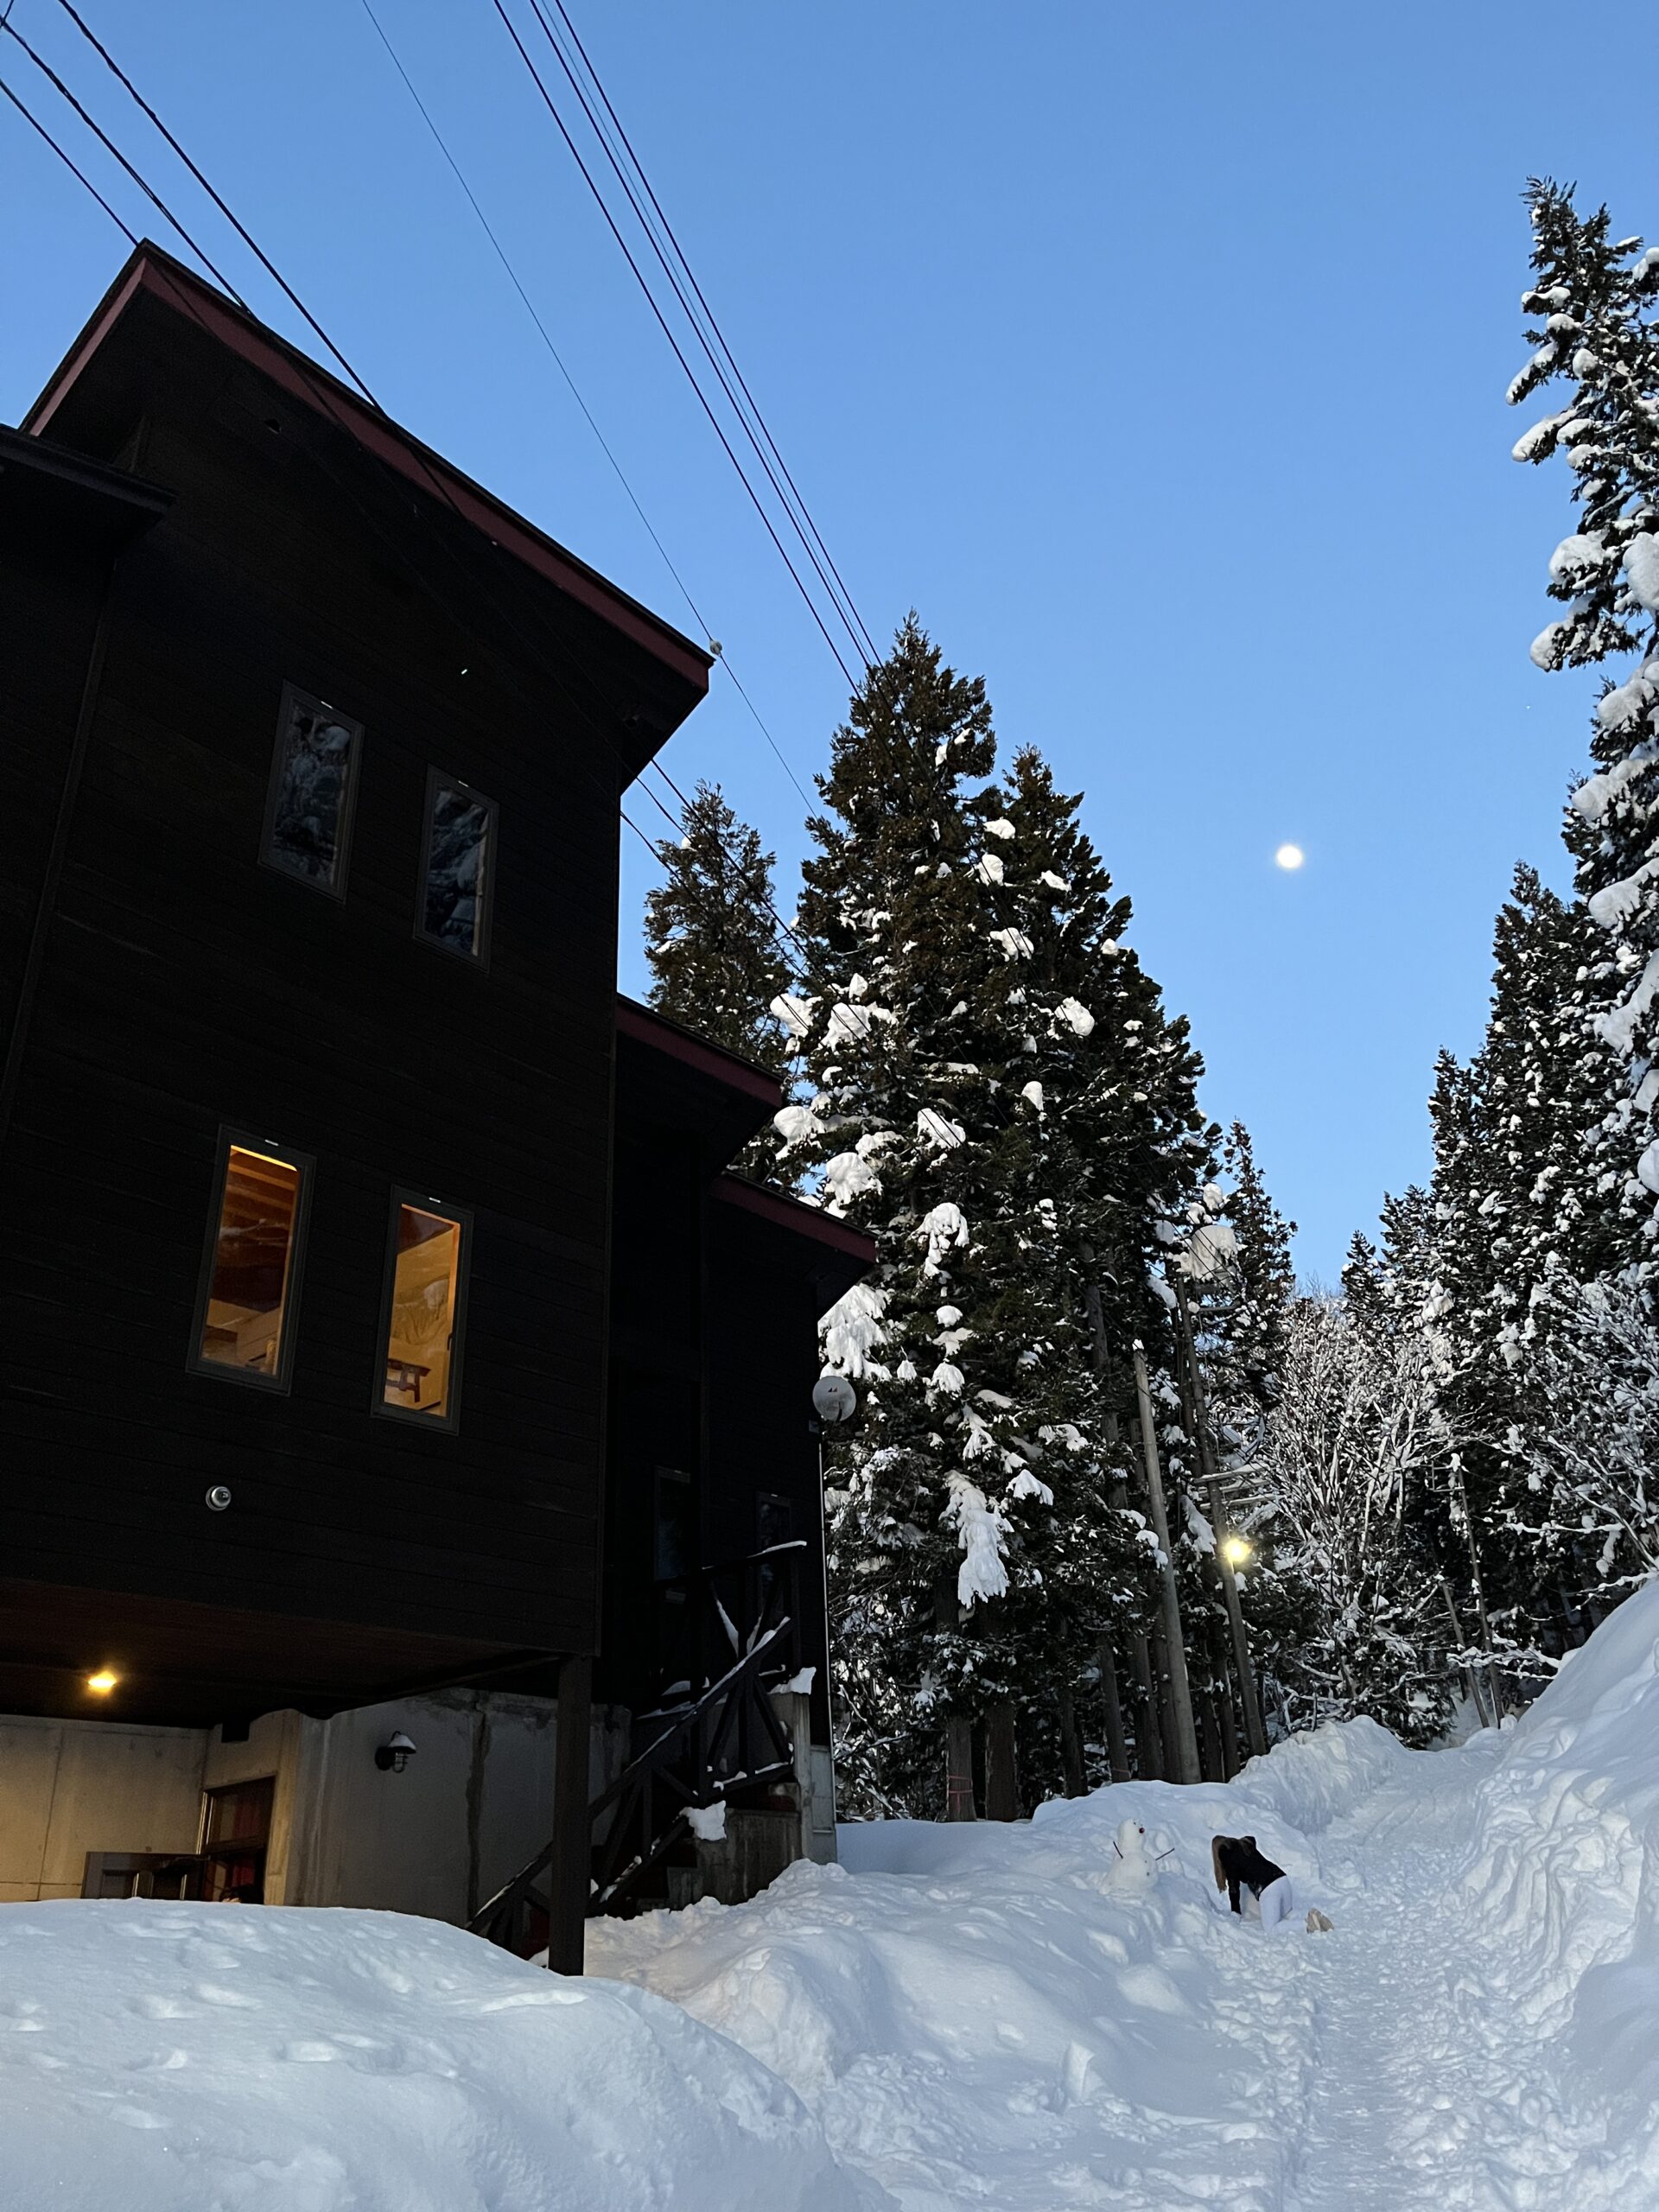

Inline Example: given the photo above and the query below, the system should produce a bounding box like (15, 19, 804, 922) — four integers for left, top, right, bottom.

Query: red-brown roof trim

(615, 995, 782, 1108)
(25, 244, 712, 693)
(714, 1174, 877, 1267)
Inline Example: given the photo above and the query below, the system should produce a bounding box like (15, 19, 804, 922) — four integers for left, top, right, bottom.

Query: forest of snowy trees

(639, 179, 1659, 1816)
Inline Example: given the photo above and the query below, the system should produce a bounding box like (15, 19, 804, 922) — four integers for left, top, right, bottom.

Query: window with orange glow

(190, 1138, 310, 1389)
(377, 1198, 469, 1427)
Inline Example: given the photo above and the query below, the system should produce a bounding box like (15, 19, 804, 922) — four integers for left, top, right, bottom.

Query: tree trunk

(1132, 1344, 1201, 1783)
(944, 1714, 976, 1821)
(1096, 1637, 1131, 1783)
(1056, 1683, 1087, 1799)
(1130, 1632, 1164, 1778)
(1216, 1678, 1242, 1777)
(984, 1700, 1019, 1820)
(1197, 1691, 1225, 1783)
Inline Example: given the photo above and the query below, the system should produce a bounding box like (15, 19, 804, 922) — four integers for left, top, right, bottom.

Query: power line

(539, 0, 880, 668)
(356, 0, 815, 811)
(0, 62, 134, 241)
(485, 0, 863, 693)
(523, 0, 875, 672)
(50, 0, 379, 409)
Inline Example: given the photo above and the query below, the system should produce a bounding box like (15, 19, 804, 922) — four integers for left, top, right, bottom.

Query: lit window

(377, 1195, 470, 1427)
(262, 683, 362, 897)
(189, 1135, 311, 1389)
(416, 771, 496, 963)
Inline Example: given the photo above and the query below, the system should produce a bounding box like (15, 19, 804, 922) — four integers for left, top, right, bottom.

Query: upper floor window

(262, 683, 362, 898)
(416, 771, 496, 963)
(376, 1193, 471, 1428)
(188, 1132, 312, 1390)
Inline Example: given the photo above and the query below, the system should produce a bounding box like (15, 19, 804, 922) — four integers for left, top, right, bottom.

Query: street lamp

(1221, 1535, 1252, 1570)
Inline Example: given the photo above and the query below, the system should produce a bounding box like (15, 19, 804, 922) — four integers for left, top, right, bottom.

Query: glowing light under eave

(1274, 843, 1305, 871)
(86, 1670, 118, 1694)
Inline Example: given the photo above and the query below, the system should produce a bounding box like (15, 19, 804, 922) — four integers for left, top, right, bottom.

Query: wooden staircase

(468, 1543, 806, 1955)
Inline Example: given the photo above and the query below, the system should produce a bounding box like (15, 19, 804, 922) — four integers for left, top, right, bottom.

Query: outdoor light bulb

(86, 1670, 118, 1694)
(1223, 1537, 1252, 1568)
(1274, 843, 1305, 871)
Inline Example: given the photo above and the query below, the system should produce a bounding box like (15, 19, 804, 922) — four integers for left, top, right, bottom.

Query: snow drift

(0, 1904, 884, 2212)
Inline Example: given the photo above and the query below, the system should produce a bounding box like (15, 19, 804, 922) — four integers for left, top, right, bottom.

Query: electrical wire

(539, 0, 879, 668)
(51, 0, 379, 409)
(485, 0, 861, 693)
(521, 0, 874, 673)
(355, 0, 815, 810)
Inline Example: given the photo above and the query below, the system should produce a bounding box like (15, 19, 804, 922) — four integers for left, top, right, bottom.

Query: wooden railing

(468, 1544, 805, 1953)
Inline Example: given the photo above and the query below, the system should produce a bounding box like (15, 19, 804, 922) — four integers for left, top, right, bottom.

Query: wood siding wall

(1, 334, 652, 1666)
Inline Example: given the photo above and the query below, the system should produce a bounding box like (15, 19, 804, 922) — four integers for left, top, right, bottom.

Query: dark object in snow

(1211, 1833, 1287, 1916)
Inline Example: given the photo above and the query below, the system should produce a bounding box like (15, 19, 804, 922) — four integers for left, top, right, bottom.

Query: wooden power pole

(1131, 1341, 1201, 1783)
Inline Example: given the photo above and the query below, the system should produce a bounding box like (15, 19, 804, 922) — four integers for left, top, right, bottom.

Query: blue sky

(3, 0, 1651, 1275)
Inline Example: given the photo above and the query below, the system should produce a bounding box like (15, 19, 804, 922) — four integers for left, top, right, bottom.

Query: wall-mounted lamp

(86, 1669, 118, 1695)
(374, 1731, 416, 1774)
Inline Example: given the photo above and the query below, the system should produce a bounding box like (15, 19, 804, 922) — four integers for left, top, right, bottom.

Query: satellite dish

(812, 1374, 857, 1425)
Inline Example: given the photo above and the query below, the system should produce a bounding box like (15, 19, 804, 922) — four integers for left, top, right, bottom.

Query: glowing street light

(86, 1669, 118, 1694)
(1221, 1536, 1253, 1570)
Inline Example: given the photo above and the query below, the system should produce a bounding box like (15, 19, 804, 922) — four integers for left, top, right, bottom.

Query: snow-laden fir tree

(645, 780, 794, 1070)
(1510, 181, 1659, 1266)
(795, 626, 1200, 1813)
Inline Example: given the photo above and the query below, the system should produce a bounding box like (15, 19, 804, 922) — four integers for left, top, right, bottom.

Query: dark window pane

(421, 779, 493, 959)
(265, 689, 361, 893)
(196, 1146, 303, 1379)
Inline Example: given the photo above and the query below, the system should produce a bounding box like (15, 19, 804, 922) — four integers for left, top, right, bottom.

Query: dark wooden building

(0, 245, 869, 1955)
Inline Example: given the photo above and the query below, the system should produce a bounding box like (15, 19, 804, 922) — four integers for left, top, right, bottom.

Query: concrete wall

(0, 1714, 207, 1901)
(0, 1692, 626, 1920)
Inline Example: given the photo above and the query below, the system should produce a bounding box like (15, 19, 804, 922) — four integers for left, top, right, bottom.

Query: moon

(1274, 843, 1305, 871)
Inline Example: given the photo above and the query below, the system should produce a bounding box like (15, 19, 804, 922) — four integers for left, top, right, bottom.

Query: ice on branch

(1624, 535, 1659, 613)
(983, 817, 1016, 840)
(989, 928, 1034, 960)
(772, 1103, 822, 1149)
(1020, 1081, 1045, 1114)
(1056, 996, 1095, 1036)
(770, 992, 817, 1039)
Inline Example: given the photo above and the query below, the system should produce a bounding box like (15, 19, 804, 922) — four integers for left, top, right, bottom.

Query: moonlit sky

(3, 0, 1653, 1275)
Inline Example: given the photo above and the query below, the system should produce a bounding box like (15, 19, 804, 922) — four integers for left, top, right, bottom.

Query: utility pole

(1172, 1276, 1268, 1759)
(1131, 1341, 1201, 1783)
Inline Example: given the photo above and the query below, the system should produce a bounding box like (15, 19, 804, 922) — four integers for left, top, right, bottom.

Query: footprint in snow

(280, 2042, 340, 2063)
(194, 1983, 261, 2009)
(133, 1994, 198, 2019)
(111, 2107, 166, 2130)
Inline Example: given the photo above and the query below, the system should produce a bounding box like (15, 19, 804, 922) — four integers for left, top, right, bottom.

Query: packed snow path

(3, 1591, 1655, 2209)
(595, 1592, 1659, 2211)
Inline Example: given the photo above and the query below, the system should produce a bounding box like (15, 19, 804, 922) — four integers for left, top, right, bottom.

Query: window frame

(414, 766, 498, 969)
(370, 1187, 474, 1433)
(259, 680, 364, 903)
(186, 1126, 315, 1395)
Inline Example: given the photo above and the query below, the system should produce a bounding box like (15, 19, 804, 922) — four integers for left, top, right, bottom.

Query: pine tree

(644, 781, 793, 1071)
(1510, 181, 1659, 1264)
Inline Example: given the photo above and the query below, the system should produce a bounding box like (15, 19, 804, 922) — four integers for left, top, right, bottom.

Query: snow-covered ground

(4, 1584, 1656, 2209)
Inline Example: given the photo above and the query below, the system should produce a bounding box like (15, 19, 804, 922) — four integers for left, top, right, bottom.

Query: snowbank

(0, 1903, 884, 2212)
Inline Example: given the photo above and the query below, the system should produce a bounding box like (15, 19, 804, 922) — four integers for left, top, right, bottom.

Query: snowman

(1106, 1817, 1158, 1894)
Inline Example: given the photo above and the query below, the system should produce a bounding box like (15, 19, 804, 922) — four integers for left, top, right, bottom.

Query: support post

(1132, 1342, 1201, 1783)
(1172, 1278, 1269, 1758)
(545, 1653, 592, 1975)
